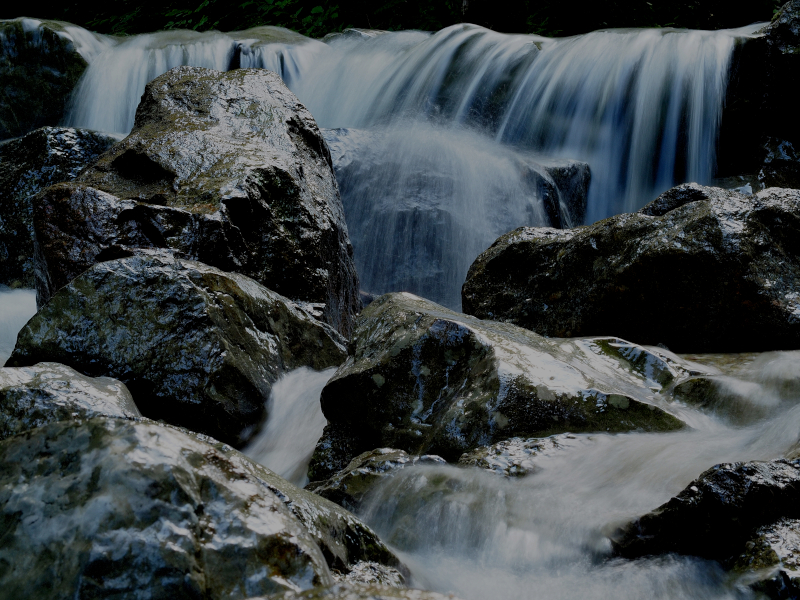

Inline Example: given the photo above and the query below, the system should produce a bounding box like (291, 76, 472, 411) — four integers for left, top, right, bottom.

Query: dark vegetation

(1, 0, 787, 37)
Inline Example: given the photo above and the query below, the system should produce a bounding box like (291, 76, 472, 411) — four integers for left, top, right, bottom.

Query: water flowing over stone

(8, 253, 347, 446)
(0, 287, 36, 365)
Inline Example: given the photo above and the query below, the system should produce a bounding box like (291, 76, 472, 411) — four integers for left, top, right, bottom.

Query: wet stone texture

(457, 434, 582, 478)
(462, 184, 800, 353)
(0, 126, 119, 288)
(0, 362, 140, 441)
(8, 253, 346, 446)
(309, 292, 688, 480)
(65, 66, 359, 336)
(261, 583, 462, 600)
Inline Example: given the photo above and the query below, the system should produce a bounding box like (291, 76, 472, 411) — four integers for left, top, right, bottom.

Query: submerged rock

(8, 253, 346, 446)
(264, 582, 461, 600)
(307, 448, 446, 511)
(0, 362, 140, 440)
(463, 184, 800, 353)
(310, 293, 686, 479)
(457, 434, 579, 478)
(0, 416, 404, 600)
(66, 66, 358, 335)
(0, 126, 119, 288)
(0, 19, 108, 140)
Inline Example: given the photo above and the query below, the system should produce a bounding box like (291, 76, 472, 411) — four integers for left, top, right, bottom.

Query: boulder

(63, 66, 359, 336)
(263, 582, 462, 600)
(0, 126, 119, 288)
(732, 518, 800, 598)
(462, 184, 800, 353)
(309, 292, 686, 479)
(0, 416, 403, 599)
(7, 253, 346, 446)
(457, 434, 580, 478)
(0, 19, 109, 140)
(307, 448, 446, 512)
(321, 127, 589, 309)
(0, 362, 140, 440)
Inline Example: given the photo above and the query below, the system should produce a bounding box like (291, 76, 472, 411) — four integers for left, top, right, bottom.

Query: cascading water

(0, 288, 36, 365)
(61, 21, 764, 308)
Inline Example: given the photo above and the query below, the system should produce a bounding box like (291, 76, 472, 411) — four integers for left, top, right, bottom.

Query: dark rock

(0, 362, 140, 440)
(0, 19, 108, 140)
(310, 292, 686, 478)
(306, 448, 446, 511)
(0, 416, 402, 599)
(321, 127, 589, 309)
(8, 253, 346, 446)
(457, 434, 581, 478)
(462, 184, 800, 353)
(262, 582, 462, 600)
(732, 518, 800, 599)
(759, 138, 800, 190)
(0, 127, 119, 288)
(612, 459, 800, 562)
(57, 66, 358, 336)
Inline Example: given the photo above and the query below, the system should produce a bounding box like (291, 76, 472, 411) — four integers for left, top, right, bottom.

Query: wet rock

(310, 292, 685, 478)
(0, 362, 140, 440)
(462, 184, 800, 353)
(0, 417, 344, 599)
(331, 562, 406, 587)
(732, 518, 800, 598)
(457, 434, 578, 478)
(322, 29, 391, 43)
(263, 582, 461, 600)
(0, 19, 108, 140)
(307, 448, 446, 510)
(612, 459, 800, 562)
(0, 126, 119, 288)
(321, 127, 589, 309)
(65, 66, 359, 335)
(8, 253, 346, 446)
(759, 138, 800, 190)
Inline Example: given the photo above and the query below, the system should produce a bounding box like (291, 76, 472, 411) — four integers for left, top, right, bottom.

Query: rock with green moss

(0, 127, 119, 288)
(732, 518, 800, 599)
(71, 66, 359, 336)
(463, 184, 800, 353)
(0, 19, 111, 140)
(8, 253, 346, 446)
(307, 448, 446, 510)
(0, 362, 140, 440)
(310, 292, 686, 478)
(0, 416, 371, 599)
(262, 583, 462, 600)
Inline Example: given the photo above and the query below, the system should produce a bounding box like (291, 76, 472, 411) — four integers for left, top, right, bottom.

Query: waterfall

(0, 288, 36, 365)
(61, 21, 764, 306)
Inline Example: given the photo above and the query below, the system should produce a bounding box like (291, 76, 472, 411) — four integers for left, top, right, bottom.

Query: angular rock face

(66, 66, 359, 336)
(0, 417, 346, 599)
(321, 127, 589, 309)
(0, 19, 108, 140)
(8, 253, 346, 446)
(0, 362, 140, 440)
(307, 448, 446, 512)
(0, 127, 119, 288)
(462, 184, 800, 353)
(310, 292, 686, 479)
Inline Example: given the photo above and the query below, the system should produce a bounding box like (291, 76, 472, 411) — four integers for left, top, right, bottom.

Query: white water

(243, 367, 335, 487)
(0, 288, 36, 365)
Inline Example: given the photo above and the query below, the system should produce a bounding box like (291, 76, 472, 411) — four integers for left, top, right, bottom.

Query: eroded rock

(463, 184, 800, 352)
(41, 66, 359, 335)
(0, 126, 119, 288)
(8, 253, 346, 446)
(310, 293, 686, 479)
(0, 362, 140, 440)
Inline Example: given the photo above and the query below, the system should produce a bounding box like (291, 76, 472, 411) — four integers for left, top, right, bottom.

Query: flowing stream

(0, 288, 36, 365)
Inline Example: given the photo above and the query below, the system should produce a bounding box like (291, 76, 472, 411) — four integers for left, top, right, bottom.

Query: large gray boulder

(8, 253, 346, 446)
(308, 292, 687, 480)
(0, 416, 403, 599)
(0, 362, 140, 440)
(462, 184, 800, 353)
(39, 66, 359, 336)
(0, 19, 109, 140)
(0, 126, 119, 288)
(321, 127, 589, 309)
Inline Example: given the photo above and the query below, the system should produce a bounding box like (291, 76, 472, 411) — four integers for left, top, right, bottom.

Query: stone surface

(60, 66, 358, 335)
(463, 184, 800, 353)
(457, 434, 578, 478)
(732, 518, 800, 599)
(307, 448, 446, 510)
(310, 292, 686, 479)
(0, 416, 403, 600)
(0, 127, 119, 288)
(0, 362, 140, 440)
(263, 583, 461, 600)
(0, 19, 109, 140)
(8, 253, 346, 446)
